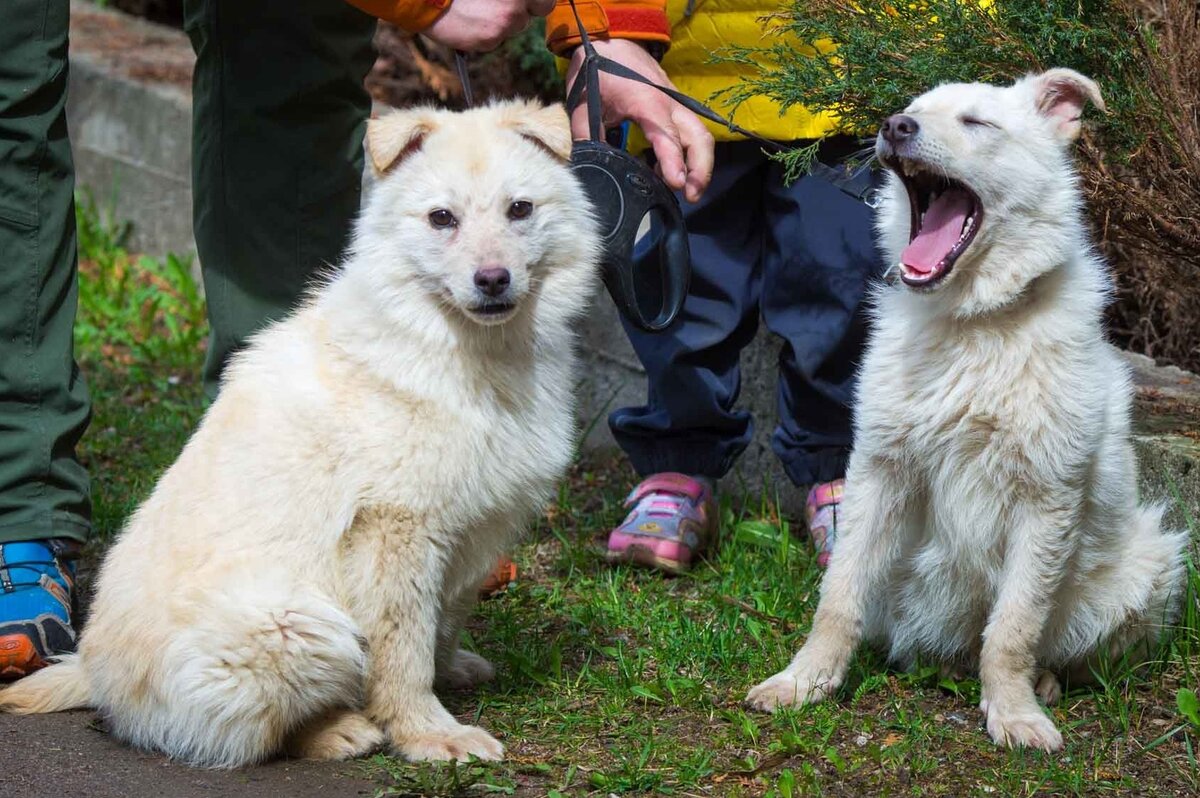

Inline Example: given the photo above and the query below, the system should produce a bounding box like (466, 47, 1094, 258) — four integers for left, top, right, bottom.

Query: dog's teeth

(961, 217, 975, 239)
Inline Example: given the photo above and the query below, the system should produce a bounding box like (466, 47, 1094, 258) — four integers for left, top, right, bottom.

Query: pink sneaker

(806, 479, 844, 567)
(607, 473, 716, 574)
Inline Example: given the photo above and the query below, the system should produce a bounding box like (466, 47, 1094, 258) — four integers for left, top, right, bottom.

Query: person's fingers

(642, 123, 688, 193)
(527, 0, 556, 16)
(674, 110, 715, 202)
(562, 45, 706, 201)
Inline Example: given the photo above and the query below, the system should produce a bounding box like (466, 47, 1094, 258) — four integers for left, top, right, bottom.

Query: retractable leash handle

(569, 139, 691, 331)
(569, 45, 883, 206)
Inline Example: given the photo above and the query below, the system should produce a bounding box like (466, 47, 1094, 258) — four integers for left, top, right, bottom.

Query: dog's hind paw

(435, 649, 496, 690)
(286, 711, 385, 760)
(985, 706, 1064, 752)
(398, 723, 504, 762)
(746, 666, 837, 712)
(1034, 670, 1063, 706)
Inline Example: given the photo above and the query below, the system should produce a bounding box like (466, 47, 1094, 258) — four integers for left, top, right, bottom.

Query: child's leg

(606, 142, 770, 571)
(759, 137, 886, 560)
(609, 141, 770, 479)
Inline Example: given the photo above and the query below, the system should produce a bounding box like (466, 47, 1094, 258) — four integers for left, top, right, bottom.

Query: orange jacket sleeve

(344, 0, 451, 32)
(545, 1, 670, 56)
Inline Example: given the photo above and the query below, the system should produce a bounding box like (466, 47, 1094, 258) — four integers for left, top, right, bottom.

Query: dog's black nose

(881, 114, 919, 144)
(474, 267, 511, 298)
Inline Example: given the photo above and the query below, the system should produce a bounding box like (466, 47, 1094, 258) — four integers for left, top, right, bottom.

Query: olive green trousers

(183, 0, 377, 398)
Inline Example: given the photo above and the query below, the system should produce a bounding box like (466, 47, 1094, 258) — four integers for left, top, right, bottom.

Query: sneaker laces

(642, 492, 689, 518)
(0, 556, 63, 593)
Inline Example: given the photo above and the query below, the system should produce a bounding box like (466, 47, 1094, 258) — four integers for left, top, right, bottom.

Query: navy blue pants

(610, 138, 885, 486)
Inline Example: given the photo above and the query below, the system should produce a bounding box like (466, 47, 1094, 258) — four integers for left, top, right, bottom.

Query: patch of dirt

(756, 685, 1200, 797)
(70, 3, 194, 90)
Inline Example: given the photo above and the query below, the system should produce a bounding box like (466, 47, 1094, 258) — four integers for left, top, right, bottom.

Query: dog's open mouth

(888, 159, 983, 288)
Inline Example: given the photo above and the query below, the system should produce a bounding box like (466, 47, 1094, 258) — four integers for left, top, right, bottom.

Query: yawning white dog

(0, 101, 600, 767)
(747, 69, 1187, 752)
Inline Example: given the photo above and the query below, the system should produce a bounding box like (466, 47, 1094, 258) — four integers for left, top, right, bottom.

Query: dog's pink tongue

(901, 188, 972, 273)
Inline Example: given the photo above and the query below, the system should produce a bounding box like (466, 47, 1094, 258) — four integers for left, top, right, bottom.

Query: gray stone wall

(67, 2, 196, 260)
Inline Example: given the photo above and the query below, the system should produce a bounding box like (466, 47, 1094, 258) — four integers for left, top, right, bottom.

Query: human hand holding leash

(566, 38, 715, 203)
(426, 0, 556, 52)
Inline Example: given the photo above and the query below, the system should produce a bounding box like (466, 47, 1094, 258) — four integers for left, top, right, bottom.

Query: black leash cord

(454, 49, 474, 107)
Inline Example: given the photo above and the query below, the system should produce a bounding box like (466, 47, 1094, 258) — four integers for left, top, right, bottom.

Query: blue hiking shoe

(0, 540, 78, 681)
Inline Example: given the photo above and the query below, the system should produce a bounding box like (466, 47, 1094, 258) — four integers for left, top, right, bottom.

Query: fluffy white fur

(747, 70, 1188, 752)
(0, 100, 600, 767)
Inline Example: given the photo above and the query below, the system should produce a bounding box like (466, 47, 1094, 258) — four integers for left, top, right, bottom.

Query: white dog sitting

(747, 69, 1187, 752)
(0, 101, 600, 767)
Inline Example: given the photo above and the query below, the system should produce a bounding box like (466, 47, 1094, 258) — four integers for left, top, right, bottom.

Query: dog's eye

(428, 209, 457, 229)
(961, 116, 997, 129)
(507, 201, 533, 221)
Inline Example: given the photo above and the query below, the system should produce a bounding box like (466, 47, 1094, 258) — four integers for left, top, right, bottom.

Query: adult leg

(0, 0, 91, 545)
(0, 0, 90, 678)
(184, 0, 377, 397)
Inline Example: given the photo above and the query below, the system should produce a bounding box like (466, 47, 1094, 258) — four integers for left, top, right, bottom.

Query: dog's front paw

(287, 711, 385, 760)
(398, 724, 504, 762)
(984, 704, 1063, 752)
(746, 663, 839, 712)
(436, 649, 496, 690)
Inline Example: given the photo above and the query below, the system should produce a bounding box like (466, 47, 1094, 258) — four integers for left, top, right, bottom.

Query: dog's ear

(498, 102, 573, 162)
(367, 109, 438, 174)
(1029, 68, 1105, 141)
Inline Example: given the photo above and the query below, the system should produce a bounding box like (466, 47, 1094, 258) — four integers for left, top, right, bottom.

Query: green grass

(73, 192, 207, 542)
(73, 199, 1200, 796)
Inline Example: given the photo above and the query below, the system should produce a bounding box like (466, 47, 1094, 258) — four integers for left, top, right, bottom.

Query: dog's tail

(0, 654, 91, 714)
(1131, 503, 1190, 628)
